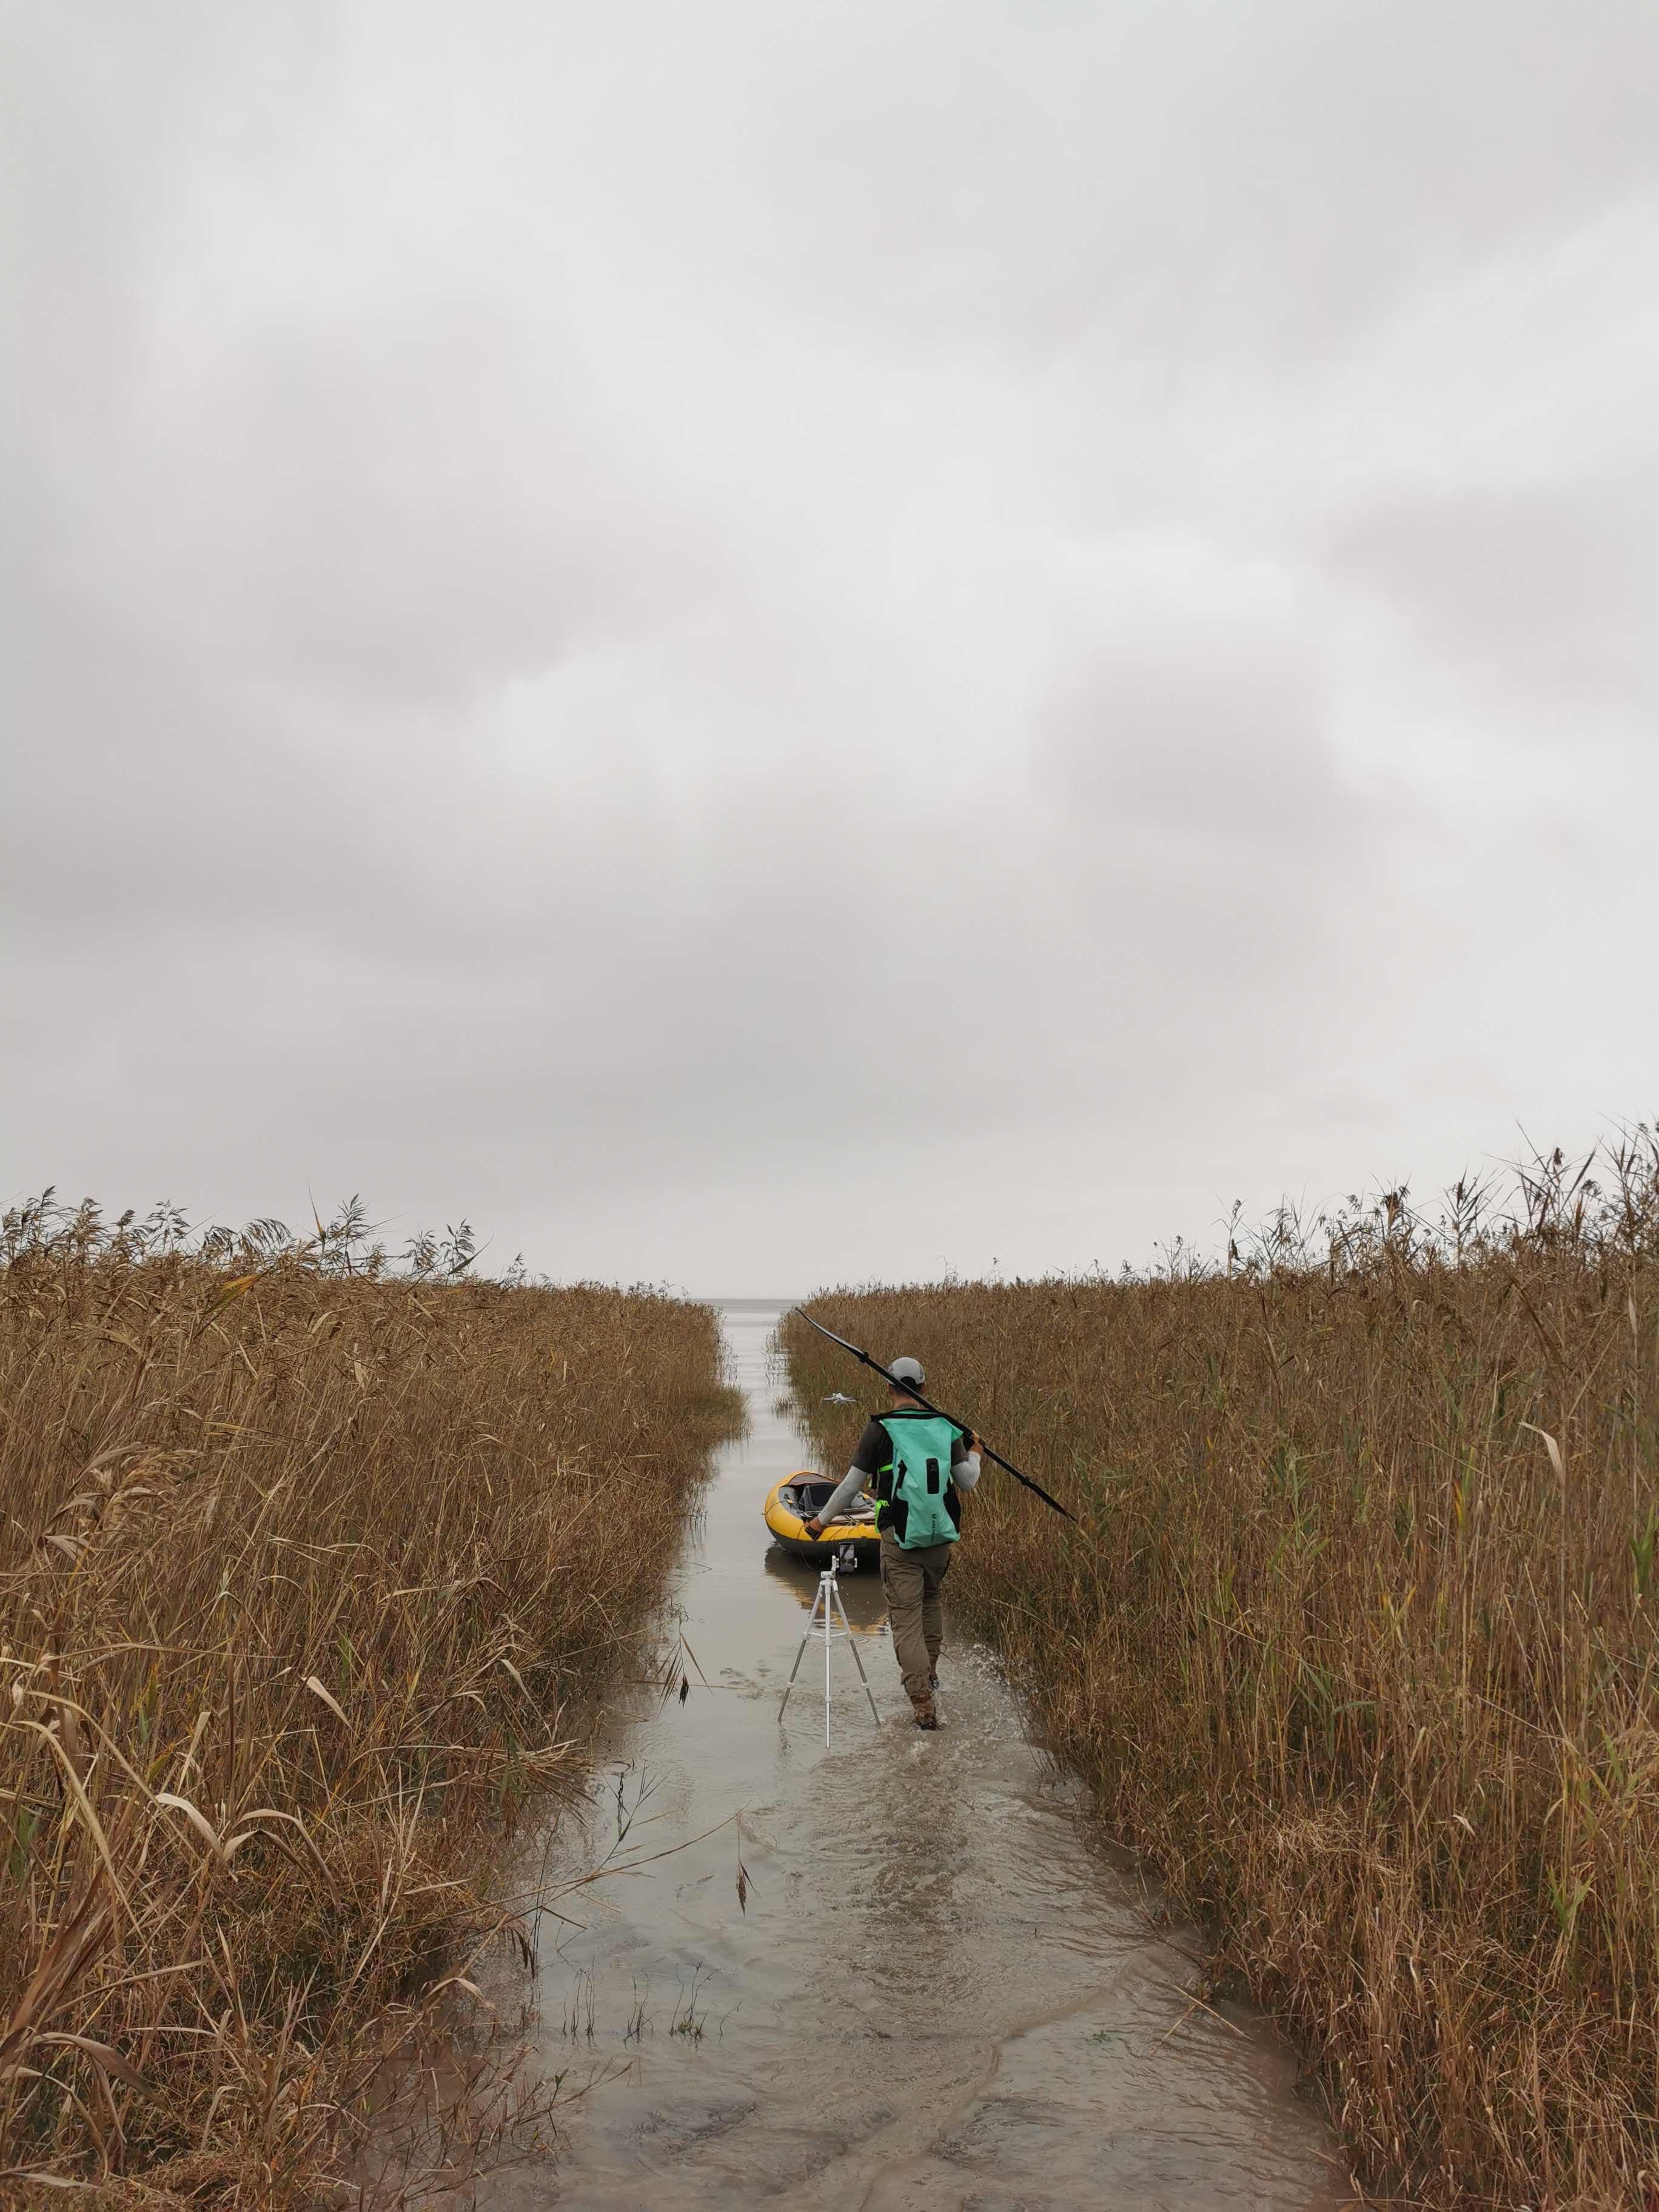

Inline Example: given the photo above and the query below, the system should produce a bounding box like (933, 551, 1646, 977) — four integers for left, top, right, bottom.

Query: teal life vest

(873, 1410, 964, 1549)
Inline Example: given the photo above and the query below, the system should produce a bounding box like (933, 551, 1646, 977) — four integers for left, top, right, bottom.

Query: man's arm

(806, 1419, 884, 1535)
(807, 1424, 982, 1532)
(804, 1466, 867, 1531)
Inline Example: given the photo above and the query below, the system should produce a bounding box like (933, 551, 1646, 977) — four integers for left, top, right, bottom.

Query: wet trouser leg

(922, 1574, 944, 1675)
(880, 1535, 954, 1706)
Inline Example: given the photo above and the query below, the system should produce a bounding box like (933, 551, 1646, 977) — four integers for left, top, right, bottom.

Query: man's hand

(805, 1515, 825, 1537)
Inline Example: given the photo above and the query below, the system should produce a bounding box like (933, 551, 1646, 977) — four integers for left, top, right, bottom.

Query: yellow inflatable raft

(763, 1473, 882, 1569)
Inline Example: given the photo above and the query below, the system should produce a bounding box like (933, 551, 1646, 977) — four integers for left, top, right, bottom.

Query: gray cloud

(1330, 475, 1659, 703)
(5, 0, 1657, 1287)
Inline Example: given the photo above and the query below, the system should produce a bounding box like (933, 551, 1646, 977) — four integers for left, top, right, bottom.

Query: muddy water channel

(495, 1302, 1350, 2211)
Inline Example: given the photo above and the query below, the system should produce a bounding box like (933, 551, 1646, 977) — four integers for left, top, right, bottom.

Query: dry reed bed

(0, 1199, 741, 2202)
(784, 1138, 1659, 2210)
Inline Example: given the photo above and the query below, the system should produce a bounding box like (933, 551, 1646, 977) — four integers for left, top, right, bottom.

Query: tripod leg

(778, 1578, 826, 1720)
(831, 1580, 882, 1725)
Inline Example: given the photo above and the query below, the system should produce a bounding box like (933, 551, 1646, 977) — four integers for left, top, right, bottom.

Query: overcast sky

(5, 1, 1657, 1290)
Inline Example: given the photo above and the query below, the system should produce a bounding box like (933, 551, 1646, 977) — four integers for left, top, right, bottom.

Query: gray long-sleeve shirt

(811, 1418, 980, 1526)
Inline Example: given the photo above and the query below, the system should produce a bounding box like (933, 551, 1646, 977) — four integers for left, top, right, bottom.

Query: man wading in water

(805, 1356, 980, 1729)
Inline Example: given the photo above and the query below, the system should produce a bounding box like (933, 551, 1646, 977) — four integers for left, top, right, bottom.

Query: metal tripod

(778, 1560, 882, 1745)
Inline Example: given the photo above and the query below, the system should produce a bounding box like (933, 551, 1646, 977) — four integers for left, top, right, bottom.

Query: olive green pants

(879, 1532, 955, 1705)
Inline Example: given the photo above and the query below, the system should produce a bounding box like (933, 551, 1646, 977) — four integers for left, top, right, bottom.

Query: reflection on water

(485, 1301, 1350, 2211)
(762, 1542, 888, 1631)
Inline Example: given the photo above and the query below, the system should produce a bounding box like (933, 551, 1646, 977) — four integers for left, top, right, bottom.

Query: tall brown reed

(785, 1134, 1659, 2210)
(0, 1196, 741, 2202)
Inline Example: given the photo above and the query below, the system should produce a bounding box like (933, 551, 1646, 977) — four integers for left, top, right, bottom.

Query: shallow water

(491, 1302, 1352, 2211)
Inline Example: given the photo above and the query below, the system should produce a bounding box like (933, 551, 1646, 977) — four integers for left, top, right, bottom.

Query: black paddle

(790, 1307, 1077, 1525)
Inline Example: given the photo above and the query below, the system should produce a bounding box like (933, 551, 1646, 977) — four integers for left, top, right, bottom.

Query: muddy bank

(488, 1302, 1351, 2210)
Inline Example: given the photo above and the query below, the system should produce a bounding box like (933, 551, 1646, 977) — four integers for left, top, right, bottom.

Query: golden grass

(0, 1196, 742, 2203)
(785, 1135, 1659, 2210)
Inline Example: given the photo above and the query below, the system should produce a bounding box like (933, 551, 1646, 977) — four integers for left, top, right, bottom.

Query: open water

(488, 1301, 1353, 2211)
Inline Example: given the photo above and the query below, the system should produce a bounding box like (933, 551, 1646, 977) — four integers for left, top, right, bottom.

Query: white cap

(889, 1355, 926, 1387)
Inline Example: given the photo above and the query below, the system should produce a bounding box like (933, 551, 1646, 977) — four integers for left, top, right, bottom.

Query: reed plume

(785, 1131, 1659, 2210)
(0, 1195, 741, 2201)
